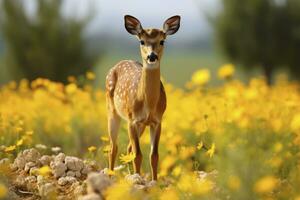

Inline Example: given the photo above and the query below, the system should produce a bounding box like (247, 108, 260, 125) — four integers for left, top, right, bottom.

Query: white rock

(50, 161, 67, 178)
(13, 155, 26, 170)
(125, 173, 146, 185)
(75, 171, 81, 178)
(25, 176, 37, 183)
(80, 193, 102, 200)
(65, 156, 84, 171)
(39, 155, 53, 166)
(86, 172, 112, 194)
(39, 183, 56, 197)
(54, 153, 66, 163)
(24, 162, 36, 173)
(81, 165, 92, 175)
(0, 158, 10, 166)
(23, 148, 41, 163)
(66, 170, 76, 177)
(57, 176, 77, 186)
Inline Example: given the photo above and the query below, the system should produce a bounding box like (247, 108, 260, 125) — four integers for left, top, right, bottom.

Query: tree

(215, 0, 300, 84)
(0, 0, 98, 82)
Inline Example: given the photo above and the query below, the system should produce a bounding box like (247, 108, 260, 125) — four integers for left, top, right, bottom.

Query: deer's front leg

(128, 122, 142, 174)
(150, 123, 161, 180)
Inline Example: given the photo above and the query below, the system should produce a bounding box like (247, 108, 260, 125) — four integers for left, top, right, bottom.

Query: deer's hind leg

(107, 94, 121, 171)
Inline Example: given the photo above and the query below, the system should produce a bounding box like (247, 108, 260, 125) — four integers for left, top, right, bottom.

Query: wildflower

(218, 64, 235, 79)
(16, 139, 23, 146)
(291, 114, 300, 132)
(25, 131, 34, 136)
(228, 175, 240, 190)
(67, 76, 76, 83)
(197, 141, 203, 150)
(51, 146, 61, 153)
(160, 188, 179, 200)
(206, 143, 216, 158)
(0, 183, 7, 198)
(254, 176, 278, 194)
(105, 180, 134, 200)
(191, 69, 211, 86)
(35, 144, 47, 150)
(86, 71, 96, 80)
(100, 136, 109, 142)
(103, 145, 110, 154)
(66, 83, 77, 94)
(120, 152, 136, 164)
(38, 166, 51, 177)
(88, 146, 97, 153)
(178, 173, 212, 195)
(4, 145, 16, 153)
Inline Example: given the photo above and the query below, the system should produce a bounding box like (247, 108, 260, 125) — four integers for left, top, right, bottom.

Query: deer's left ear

(163, 15, 181, 35)
(124, 15, 143, 35)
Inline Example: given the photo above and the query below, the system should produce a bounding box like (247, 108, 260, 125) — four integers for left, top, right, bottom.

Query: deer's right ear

(124, 15, 143, 35)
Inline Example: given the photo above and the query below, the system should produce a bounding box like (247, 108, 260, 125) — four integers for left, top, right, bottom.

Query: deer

(105, 15, 181, 181)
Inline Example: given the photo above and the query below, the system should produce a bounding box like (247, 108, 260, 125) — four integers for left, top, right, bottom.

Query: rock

(57, 176, 77, 186)
(37, 175, 46, 186)
(23, 148, 41, 163)
(125, 173, 146, 185)
(72, 182, 85, 197)
(13, 155, 26, 170)
(147, 180, 157, 187)
(39, 183, 56, 197)
(54, 153, 65, 163)
(0, 158, 10, 166)
(80, 193, 102, 200)
(25, 176, 37, 183)
(75, 171, 81, 178)
(39, 155, 53, 166)
(50, 161, 67, 178)
(81, 165, 92, 175)
(29, 167, 39, 176)
(86, 172, 112, 194)
(65, 156, 84, 171)
(24, 162, 36, 173)
(66, 170, 76, 177)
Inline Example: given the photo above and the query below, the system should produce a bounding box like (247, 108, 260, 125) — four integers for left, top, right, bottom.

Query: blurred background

(0, 0, 300, 87)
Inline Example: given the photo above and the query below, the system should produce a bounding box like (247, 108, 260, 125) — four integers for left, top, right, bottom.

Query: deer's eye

(140, 40, 145, 45)
(160, 40, 165, 45)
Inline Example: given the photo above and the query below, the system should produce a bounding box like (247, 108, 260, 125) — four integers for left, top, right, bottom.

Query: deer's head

(124, 15, 180, 68)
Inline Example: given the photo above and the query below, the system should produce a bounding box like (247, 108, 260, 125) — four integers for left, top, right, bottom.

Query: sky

(61, 0, 221, 40)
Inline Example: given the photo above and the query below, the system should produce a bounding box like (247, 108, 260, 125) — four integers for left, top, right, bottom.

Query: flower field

(1, 65, 300, 199)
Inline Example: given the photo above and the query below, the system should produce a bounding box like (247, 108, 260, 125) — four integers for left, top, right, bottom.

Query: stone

(66, 170, 76, 177)
(24, 162, 36, 173)
(57, 176, 77, 186)
(125, 173, 146, 185)
(25, 176, 37, 183)
(80, 193, 102, 200)
(38, 183, 56, 197)
(54, 153, 66, 163)
(23, 148, 41, 163)
(39, 155, 53, 166)
(50, 161, 67, 178)
(65, 156, 84, 171)
(86, 172, 112, 194)
(75, 171, 81, 178)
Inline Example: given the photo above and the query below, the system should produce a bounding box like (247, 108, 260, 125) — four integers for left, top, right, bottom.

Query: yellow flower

(4, 145, 16, 153)
(218, 63, 235, 79)
(67, 76, 76, 83)
(0, 183, 7, 198)
(26, 131, 34, 136)
(191, 69, 210, 86)
(105, 180, 136, 200)
(88, 146, 97, 153)
(197, 141, 203, 150)
(103, 145, 111, 154)
(100, 136, 109, 142)
(65, 83, 77, 94)
(228, 175, 240, 190)
(16, 138, 24, 146)
(206, 143, 216, 158)
(86, 71, 96, 80)
(291, 114, 300, 132)
(178, 173, 212, 195)
(38, 166, 51, 177)
(119, 152, 136, 164)
(254, 176, 278, 194)
(160, 188, 179, 200)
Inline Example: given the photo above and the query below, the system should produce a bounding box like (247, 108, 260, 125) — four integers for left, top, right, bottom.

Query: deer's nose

(147, 52, 158, 62)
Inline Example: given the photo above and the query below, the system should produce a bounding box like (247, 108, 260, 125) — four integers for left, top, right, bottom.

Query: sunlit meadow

(1, 64, 300, 199)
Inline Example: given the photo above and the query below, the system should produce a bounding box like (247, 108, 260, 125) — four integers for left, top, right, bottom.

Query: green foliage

(0, 0, 97, 82)
(216, 0, 300, 83)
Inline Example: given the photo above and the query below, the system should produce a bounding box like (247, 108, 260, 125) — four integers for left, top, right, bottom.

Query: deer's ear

(163, 15, 181, 35)
(124, 15, 143, 35)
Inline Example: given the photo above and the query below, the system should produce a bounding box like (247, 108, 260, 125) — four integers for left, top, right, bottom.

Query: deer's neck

(137, 62, 161, 110)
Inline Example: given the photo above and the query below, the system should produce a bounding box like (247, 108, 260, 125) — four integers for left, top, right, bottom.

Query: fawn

(106, 15, 180, 180)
